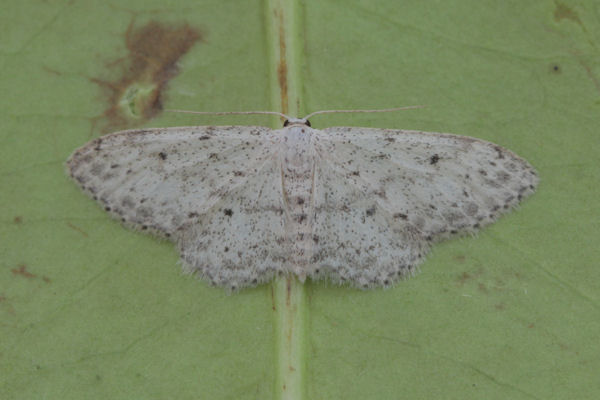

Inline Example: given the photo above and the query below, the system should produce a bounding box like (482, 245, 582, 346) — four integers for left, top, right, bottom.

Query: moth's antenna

(303, 106, 425, 120)
(165, 106, 425, 122)
(166, 109, 291, 120)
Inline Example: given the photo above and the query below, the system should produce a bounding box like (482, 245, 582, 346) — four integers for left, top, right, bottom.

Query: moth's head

(283, 117, 311, 127)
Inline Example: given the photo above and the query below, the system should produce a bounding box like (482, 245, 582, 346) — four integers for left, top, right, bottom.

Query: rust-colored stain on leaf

(10, 264, 51, 283)
(577, 57, 600, 92)
(286, 276, 292, 306)
(277, 59, 288, 114)
(0, 293, 15, 315)
(456, 268, 484, 286)
(13, 216, 23, 224)
(11, 264, 36, 279)
(456, 271, 471, 285)
(93, 21, 202, 132)
(270, 286, 277, 311)
(553, 2, 582, 25)
(276, 10, 288, 114)
(67, 221, 89, 237)
(453, 254, 466, 263)
(551, 3, 600, 92)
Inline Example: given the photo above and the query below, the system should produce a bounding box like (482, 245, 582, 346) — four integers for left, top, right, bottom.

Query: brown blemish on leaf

(271, 286, 276, 311)
(42, 65, 62, 76)
(0, 294, 15, 315)
(456, 271, 471, 285)
(478, 282, 489, 293)
(513, 271, 524, 280)
(92, 21, 202, 132)
(453, 254, 466, 262)
(456, 268, 484, 286)
(278, 60, 288, 114)
(576, 57, 600, 93)
(553, 2, 582, 25)
(13, 216, 22, 224)
(553, 1, 600, 94)
(286, 276, 291, 306)
(67, 221, 89, 237)
(551, 4, 600, 92)
(494, 303, 506, 310)
(275, 9, 288, 114)
(42, 276, 51, 283)
(553, 2, 600, 92)
(11, 264, 36, 279)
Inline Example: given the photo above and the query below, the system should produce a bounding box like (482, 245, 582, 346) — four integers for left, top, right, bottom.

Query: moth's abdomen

(280, 126, 317, 278)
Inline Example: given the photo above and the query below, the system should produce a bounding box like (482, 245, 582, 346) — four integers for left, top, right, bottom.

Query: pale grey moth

(66, 109, 538, 290)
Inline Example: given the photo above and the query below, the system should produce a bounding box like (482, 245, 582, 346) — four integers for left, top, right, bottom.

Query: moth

(67, 108, 538, 290)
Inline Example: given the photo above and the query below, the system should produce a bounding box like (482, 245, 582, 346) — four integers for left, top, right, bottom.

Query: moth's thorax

(279, 125, 314, 191)
(280, 125, 313, 167)
(279, 125, 316, 276)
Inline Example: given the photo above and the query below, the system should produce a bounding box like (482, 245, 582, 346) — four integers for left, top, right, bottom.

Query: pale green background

(1, 0, 599, 399)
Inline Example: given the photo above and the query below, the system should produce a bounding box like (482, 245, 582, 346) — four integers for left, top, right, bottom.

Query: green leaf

(1, 1, 599, 399)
